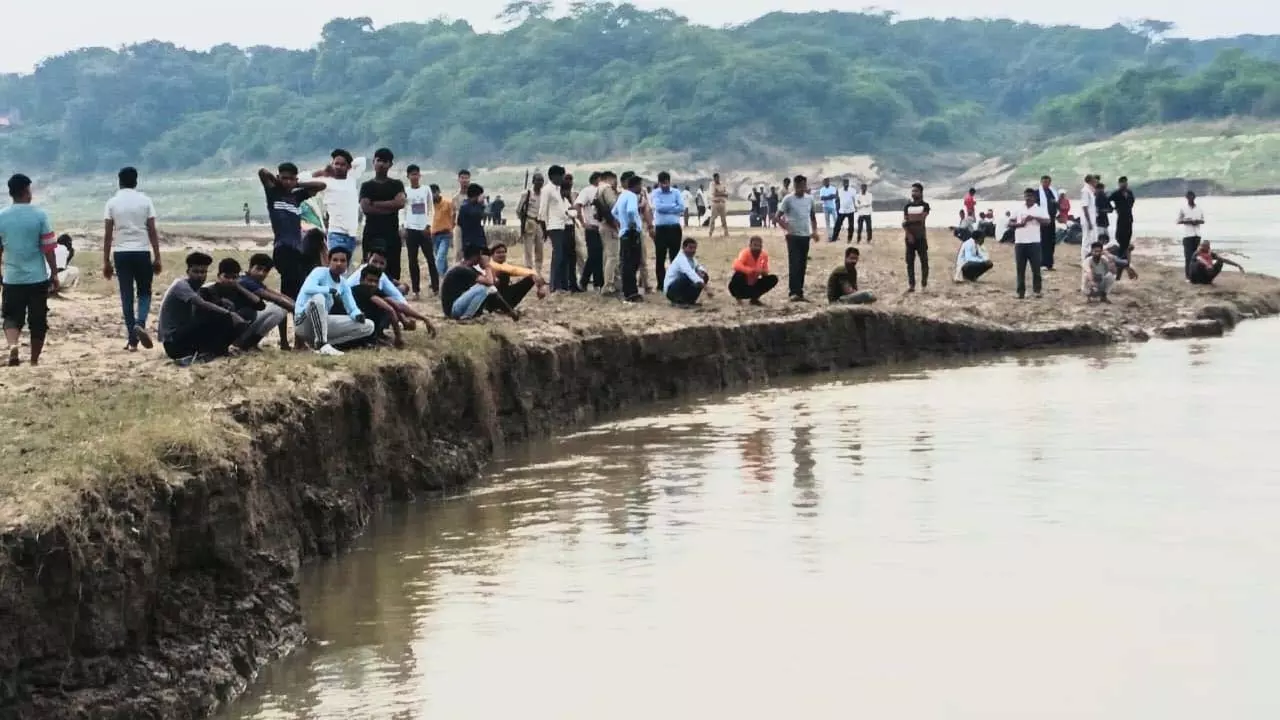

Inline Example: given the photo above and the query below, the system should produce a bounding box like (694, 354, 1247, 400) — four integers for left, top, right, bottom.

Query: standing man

(775, 174, 819, 302)
(963, 187, 977, 219)
(575, 171, 605, 290)
(0, 174, 59, 366)
(429, 183, 455, 283)
(313, 149, 366, 259)
(818, 178, 838, 241)
(452, 169, 472, 263)
(650, 171, 685, 282)
(681, 185, 695, 228)
(695, 184, 707, 227)
(612, 173, 645, 303)
(1079, 174, 1098, 263)
(103, 166, 162, 351)
(1177, 190, 1205, 279)
(1011, 187, 1050, 299)
(708, 173, 730, 238)
(855, 183, 874, 243)
(243, 203, 251, 226)
(594, 171, 622, 295)
(358, 148, 406, 278)
(902, 182, 931, 292)
(402, 164, 436, 297)
(539, 165, 576, 292)
(1109, 176, 1136, 260)
(833, 178, 857, 243)
(517, 172, 545, 274)
(1036, 175, 1058, 271)
(258, 161, 326, 314)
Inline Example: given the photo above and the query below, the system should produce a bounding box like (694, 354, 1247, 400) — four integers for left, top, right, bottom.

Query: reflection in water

(225, 320, 1280, 720)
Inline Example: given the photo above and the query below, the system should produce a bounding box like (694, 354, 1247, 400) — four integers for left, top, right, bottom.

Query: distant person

(517, 172, 545, 274)
(1177, 190, 1205, 279)
(402, 164, 436, 297)
(1081, 242, 1116, 303)
(1011, 187, 1051, 299)
(833, 178, 857, 243)
(103, 166, 162, 351)
(663, 237, 711, 306)
(489, 195, 505, 225)
(294, 247, 375, 356)
(997, 210, 1015, 243)
(53, 234, 80, 292)
(695, 184, 707, 225)
(1094, 180, 1112, 245)
(1035, 176, 1059, 270)
(902, 182, 930, 292)
(259, 162, 326, 305)
(963, 187, 977, 219)
(651, 171, 685, 282)
(313, 148, 366, 257)
(1079, 174, 1098, 262)
(818, 178, 838, 241)
(156, 252, 249, 365)
(1188, 240, 1244, 285)
(451, 169, 472, 263)
(776, 174, 819, 302)
(826, 247, 875, 304)
(243, 203, 251, 226)
(681, 185, 695, 227)
(767, 186, 780, 228)
(1109, 176, 1136, 259)
(594, 171, 622, 295)
(728, 235, 779, 305)
(708, 173, 730, 238)
(954, 233, 993, 282)
(0, 174, 59, 366)
(855, 183, 874, 243)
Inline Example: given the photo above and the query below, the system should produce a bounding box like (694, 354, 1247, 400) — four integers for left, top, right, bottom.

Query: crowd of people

(0, 157, 1249, 367)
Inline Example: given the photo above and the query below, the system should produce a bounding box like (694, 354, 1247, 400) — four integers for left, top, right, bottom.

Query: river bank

(2, 229, 1279, 719)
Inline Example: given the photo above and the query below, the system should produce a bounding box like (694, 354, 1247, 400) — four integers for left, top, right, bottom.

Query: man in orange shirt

(429, 183, 455, 281)
(727, 235, 779, 305)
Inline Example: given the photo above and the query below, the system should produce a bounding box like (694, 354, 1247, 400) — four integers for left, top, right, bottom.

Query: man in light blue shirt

(295, 246, 374, 356)
(818, 178, 839, 242)
(663, 237, 710, 306)
(612, 173, 645, 302)
(650, 171, 686, 283)
(954, 234, 994, 282)
(0, 174, 59, 366)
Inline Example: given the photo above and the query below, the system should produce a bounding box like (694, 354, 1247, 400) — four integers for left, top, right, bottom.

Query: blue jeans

(433, 232, 452, 275)
(450, 284, 490, 319)
(328, 231, 356, 254)
(114, 251, 153, 345)
(823, 207, 837, 239)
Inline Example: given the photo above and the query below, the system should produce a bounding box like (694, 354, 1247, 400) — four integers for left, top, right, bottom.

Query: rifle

(518, 168, 532, 237)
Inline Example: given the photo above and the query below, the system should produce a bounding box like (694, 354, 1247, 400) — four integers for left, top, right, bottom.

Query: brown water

(224, 314, 1280, 720)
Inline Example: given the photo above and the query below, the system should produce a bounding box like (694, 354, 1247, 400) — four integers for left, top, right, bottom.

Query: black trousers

(653, 224, 682, 283)
(1115, 216, 1133, 258)
(580, 228, 604, 289)
(1, 281, 50, 338)
(785, 234, 811, 298)
(494, 275, 536, 309)
(728, 272, 779, 300)
(1015, 243, 1043, 297)
(960, 260, 993, 281)
(1040, 221, 1057, 269)
(1182, 236, 1201, 279)
(905, 235, 929, 288)
(272, 245, 308, 300)
(550, 229, 578, 292)
(363, 234, 403, 281)
(665, 275, 704, 305)
(1189, 259, 1223, 285)
(857, 215, 873, 241)
(162, 310, 236, 359)
(404, 228, 437, 294)
(833, 213, 856, 242)
(620, 229, 643, 299)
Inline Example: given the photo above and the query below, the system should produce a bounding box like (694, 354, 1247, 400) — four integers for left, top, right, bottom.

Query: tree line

(1, 3, 1277, 174)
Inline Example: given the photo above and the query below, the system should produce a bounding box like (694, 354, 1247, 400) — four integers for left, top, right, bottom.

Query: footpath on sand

(1, 225, 1279, 719)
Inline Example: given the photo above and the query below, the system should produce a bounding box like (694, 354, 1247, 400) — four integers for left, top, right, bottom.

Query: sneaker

(6, 347, 19, 367)
(135, 326, 154, 349)
(788, 294, 807, 303)
(316, 344, 344, 357)
(749, 298, 765, 306)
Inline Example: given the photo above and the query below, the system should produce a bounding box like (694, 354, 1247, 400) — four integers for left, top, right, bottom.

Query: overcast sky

(2, 0, 1276, 74)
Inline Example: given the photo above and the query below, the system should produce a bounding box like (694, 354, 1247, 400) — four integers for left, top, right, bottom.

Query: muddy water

(224, 227, 1280, 720)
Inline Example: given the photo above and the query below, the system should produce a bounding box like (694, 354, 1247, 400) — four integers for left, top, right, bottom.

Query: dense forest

(1, 3, 1279, 173)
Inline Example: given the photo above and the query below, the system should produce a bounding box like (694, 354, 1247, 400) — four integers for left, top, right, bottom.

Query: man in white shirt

(1079, 174, 1098, 262)
(854, 183, 874, 243)
(663, 237, 711, 306)
(575, 172, 604, 289)
(313, 149, 366, 258)
(681, 186, 695, 227)
(1011, 187, 1051, 299)
(401, 164, 435, 298)
(1177, 190, 1205, 279)
(103, 166, 162, 351)
(833, 179, 857, 243)
(538, 165, 577, 292)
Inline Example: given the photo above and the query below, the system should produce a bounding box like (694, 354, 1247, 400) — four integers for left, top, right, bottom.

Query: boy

(352, 265, 405, 347)
(242, 253, 300, 350)
(156, 252, 249, 364)
(201, 257, 287, 351)
(902, 182, 930, 292)
(402, 164, 436, 297)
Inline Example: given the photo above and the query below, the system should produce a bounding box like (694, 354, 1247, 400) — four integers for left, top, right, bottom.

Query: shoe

(135, 326, 154, 349)
(316, 344, 344, 357)
(788, 295, 808, 303)
(624, 294, 645, 303)
(1034, 292, 1043, 299)
(7, 347, 19, 367)
(749, 298, 765, 306)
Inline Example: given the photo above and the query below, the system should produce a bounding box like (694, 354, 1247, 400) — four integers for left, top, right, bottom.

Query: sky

(2, 0, 1277, 74)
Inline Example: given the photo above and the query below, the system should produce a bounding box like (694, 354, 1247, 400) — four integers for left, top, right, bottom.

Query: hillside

(3, 5, 1279, 175)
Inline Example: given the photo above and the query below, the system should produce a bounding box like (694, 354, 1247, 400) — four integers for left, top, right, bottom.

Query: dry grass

(2, 222, 1278, 533)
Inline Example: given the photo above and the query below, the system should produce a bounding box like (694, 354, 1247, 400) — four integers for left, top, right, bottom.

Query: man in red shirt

(963, 187, 977, 219)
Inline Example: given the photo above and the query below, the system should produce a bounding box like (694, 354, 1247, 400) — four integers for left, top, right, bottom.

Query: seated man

(295, 246, 375, 356)
(1103, 241, 1139, 281)
(728, 235, 779, 305)
(827, 247, 876, 304)
(954, 233, 993, 282)
(52, 234, 80, 293)
(1189, 240, 1245, 285)
(242, 253, 300, 350)
(156, 252, 251, 364)
(1081, 241, 1117, 302)
(997, 211, 1015, 243)
(975, 212, 996, 241)
(346, 247, 437, 336)
(440, 246, 518, 321)
(351, 265, 406, 347)
(951, 211, 975, 241)
(663, 237, 710, 306)
(199, 257, 287, 351)
(488, 242, 547, 311)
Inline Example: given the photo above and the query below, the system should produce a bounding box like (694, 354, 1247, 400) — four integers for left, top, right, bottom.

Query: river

(224, 200, 1280, 720)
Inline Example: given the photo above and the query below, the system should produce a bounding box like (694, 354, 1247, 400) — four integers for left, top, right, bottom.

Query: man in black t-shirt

(258, 163, 326, 300)
(359, 147, 407, 280)
(902, 182, 931, 291)
(827, 247, 876, 305)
